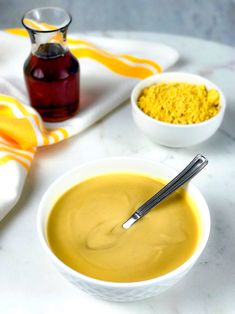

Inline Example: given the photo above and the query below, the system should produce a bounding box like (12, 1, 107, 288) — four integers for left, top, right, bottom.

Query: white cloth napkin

(0, 31, 179, 221)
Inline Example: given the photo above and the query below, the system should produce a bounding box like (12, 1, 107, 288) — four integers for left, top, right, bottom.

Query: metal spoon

(122, 154, 208, 229)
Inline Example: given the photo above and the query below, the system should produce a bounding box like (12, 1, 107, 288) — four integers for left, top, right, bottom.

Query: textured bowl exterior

(57, 265, 189, 302)
(131, 72, 226, 147)
(37, 158, 210, 302)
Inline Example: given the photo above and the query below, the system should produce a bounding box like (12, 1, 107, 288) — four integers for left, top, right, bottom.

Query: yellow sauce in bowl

(47, 173, 201, 282)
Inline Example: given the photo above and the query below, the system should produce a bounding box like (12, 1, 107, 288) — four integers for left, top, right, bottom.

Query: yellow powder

(137, 83, 220, 124)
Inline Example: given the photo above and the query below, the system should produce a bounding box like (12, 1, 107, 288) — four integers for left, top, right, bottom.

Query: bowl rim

(37, 156, 211, 288)
(131, 72, 226, 128)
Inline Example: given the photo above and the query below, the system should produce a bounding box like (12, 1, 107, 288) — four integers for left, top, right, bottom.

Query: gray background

(0, 0, 235, 46)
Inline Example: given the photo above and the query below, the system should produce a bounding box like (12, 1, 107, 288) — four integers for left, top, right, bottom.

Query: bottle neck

(27, 28, 68, 58)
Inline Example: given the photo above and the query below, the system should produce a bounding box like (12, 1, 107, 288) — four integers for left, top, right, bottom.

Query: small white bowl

(37, 157, 210, 302)
(131, 72, 226, 147)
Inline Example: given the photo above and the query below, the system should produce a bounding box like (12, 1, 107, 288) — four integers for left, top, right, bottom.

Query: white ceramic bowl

(131, 72, 226, 147)
(37, 157, 210, 302)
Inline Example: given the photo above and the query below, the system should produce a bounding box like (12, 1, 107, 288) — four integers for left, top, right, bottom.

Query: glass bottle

(22, 7, 79, 122)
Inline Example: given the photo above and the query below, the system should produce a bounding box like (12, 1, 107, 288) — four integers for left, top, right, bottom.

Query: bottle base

(35, 105, 79, 122)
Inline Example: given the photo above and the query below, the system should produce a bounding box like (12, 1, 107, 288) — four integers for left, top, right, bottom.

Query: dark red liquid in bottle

(24, 43, 79, 122)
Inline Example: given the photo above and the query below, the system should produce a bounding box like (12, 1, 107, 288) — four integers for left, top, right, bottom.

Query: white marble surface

(1, 0, 235, 46)
(1, 31, 235, 313)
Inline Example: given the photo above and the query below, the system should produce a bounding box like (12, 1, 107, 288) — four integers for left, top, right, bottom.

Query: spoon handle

(123, 154, 208, 229)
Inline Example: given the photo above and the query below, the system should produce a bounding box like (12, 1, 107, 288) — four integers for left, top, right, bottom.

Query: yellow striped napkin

(6, 26, 162, 79)
(0, 26, 178, 221)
